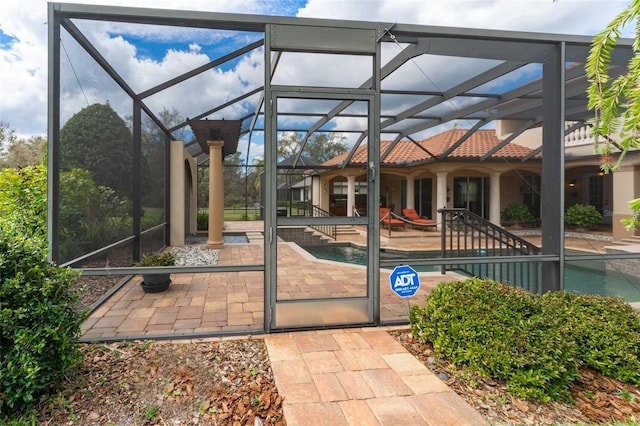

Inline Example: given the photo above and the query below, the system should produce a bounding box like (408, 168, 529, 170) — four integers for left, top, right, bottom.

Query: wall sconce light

(598, 171, 605, 177)
(568, 180, 577, 188)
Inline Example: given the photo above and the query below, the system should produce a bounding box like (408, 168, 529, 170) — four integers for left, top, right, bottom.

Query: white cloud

(0, 0, 632, 140)
(237, 136, 266, 162)
(297, 0, 628, 35)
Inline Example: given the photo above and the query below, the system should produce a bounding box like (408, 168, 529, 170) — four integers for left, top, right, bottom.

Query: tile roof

(323, 129, 535, 167)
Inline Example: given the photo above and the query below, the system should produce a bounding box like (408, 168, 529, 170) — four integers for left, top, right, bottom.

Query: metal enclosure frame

(48, 2, 635, 335)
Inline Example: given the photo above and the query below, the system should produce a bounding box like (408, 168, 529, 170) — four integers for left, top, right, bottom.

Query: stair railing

(301, 202, 337, 240)
(440, 208, 540, 292)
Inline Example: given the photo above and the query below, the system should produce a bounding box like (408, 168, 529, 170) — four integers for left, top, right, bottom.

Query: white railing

(565, 122, 595, 147)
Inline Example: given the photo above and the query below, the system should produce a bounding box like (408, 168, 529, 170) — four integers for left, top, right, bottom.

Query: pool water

(223, 234, 249, 243)
(302, 244, 441, 270)
(302, 244, 640, 302)
(564, 261, 640, 302)
(185, 233, 249, 244)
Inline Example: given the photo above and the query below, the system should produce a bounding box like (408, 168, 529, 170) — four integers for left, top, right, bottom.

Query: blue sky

(0, 0, 633, 160)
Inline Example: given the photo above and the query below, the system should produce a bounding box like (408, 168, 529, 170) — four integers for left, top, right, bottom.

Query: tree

(137, 108, 184, 208)
(0, 164, 47, 238)
(247, 157, 264, 205)
(60, 103, 134, 197)
(277, 131, 348, 163)
(223, 152, 247, 207)
(586, 3, 640, 171)
(305, 133, 349, 163)
(0, 121, 18, 153)
(197, 165, 209, 209)
(198, 153, 250, 209)
(0, 135, 47, 168)
(586, 4, 640, 230)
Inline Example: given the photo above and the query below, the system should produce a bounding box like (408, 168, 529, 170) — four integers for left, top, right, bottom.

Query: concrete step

(621, 236, 640, 245)
(335, 225, 360, 236)
(277, 226, 331, 245)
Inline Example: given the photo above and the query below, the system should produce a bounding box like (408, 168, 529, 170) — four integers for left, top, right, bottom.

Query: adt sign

(389, 265, 420, 298)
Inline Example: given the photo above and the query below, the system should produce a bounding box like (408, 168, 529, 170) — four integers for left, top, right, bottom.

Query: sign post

(389, 265, 420, 298)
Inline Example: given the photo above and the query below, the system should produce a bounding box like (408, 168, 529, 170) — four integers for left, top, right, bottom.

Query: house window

(453, 176, 489, 218)
(522, 175, 541, 218)
(588, 174, 604, 214)
(331, 181, 367, 195)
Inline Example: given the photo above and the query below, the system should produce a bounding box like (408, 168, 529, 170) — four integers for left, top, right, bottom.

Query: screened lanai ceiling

(52, 2, 633, 166)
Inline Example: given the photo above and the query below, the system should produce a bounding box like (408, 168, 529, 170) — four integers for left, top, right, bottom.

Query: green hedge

(0, 166, 86, 417)
(565, 203, 602, 229)
(410, 278, 640, 402)
(542, 291, 640, 384)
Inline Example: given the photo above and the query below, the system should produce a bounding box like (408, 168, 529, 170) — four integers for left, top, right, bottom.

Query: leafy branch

(586, 1, 640, 172)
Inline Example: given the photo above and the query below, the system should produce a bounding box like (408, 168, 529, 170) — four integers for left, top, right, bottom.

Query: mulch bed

(391, 329, 640, 425)
(36, 339, 285, 425)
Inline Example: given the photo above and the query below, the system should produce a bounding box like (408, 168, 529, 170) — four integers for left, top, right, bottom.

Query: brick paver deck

(81, 240, 462, 340)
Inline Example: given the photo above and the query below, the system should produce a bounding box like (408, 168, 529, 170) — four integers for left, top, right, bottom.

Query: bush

(0, 220, 86, 416)
(501, 203, 535, 225)
(542, 292, 640, 385)
(0, 165, 47, 238)
(410, 279, 640, 402)
(135, 251, 176, 267)
(410, 278, 578, 402)
(59, 168, 132, 262)
(565, 203, 602, 229)
(197, 210, 209, 230)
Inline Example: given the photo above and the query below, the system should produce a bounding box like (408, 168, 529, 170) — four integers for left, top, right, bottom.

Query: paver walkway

(264, 327, 487, 425)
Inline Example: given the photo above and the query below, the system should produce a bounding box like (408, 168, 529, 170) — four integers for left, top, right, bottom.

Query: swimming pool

(185, 233, 249, 244)
(564, 260, 640, 302)
(301, 244, 640, 303)
(302, 244, 441, 270)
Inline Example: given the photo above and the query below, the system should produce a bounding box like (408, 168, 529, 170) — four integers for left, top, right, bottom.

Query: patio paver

(264, 328, 488, 425)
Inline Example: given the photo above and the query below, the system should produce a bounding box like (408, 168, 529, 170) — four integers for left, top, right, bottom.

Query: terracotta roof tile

(322, 129, 534, 166)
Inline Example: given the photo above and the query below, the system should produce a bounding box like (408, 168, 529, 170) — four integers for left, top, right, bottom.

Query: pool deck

(80, 222, 637, 425)
(81, 225, 468, 341)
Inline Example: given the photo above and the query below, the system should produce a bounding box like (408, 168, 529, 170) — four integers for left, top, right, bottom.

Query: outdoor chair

(380, 207, 405, 230)
(402, 208, 437, 230)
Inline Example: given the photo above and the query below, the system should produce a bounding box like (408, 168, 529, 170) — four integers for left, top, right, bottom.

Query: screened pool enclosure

(48, 3, 638, 338)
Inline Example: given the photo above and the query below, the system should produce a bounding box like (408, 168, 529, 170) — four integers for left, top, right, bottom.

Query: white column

(206, 140, 224, 249)
(406, 176, 415, 210)
(436, 172, 448, 228)
(490, 172, 501, 226)
(169, 140, 185, 246)
(346, 175, 356, 217)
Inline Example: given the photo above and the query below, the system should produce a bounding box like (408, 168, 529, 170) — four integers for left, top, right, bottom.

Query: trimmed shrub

(0, 217, 85, 416)
(410, 278, 640, 402)
(565, 203, 602, 229)
(542, 291, 640, 385)
(501, 203, 535, 225)
(410, 278, 578, 402)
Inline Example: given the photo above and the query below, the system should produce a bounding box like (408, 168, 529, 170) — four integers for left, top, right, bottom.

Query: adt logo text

(389, 265, 420, 298)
